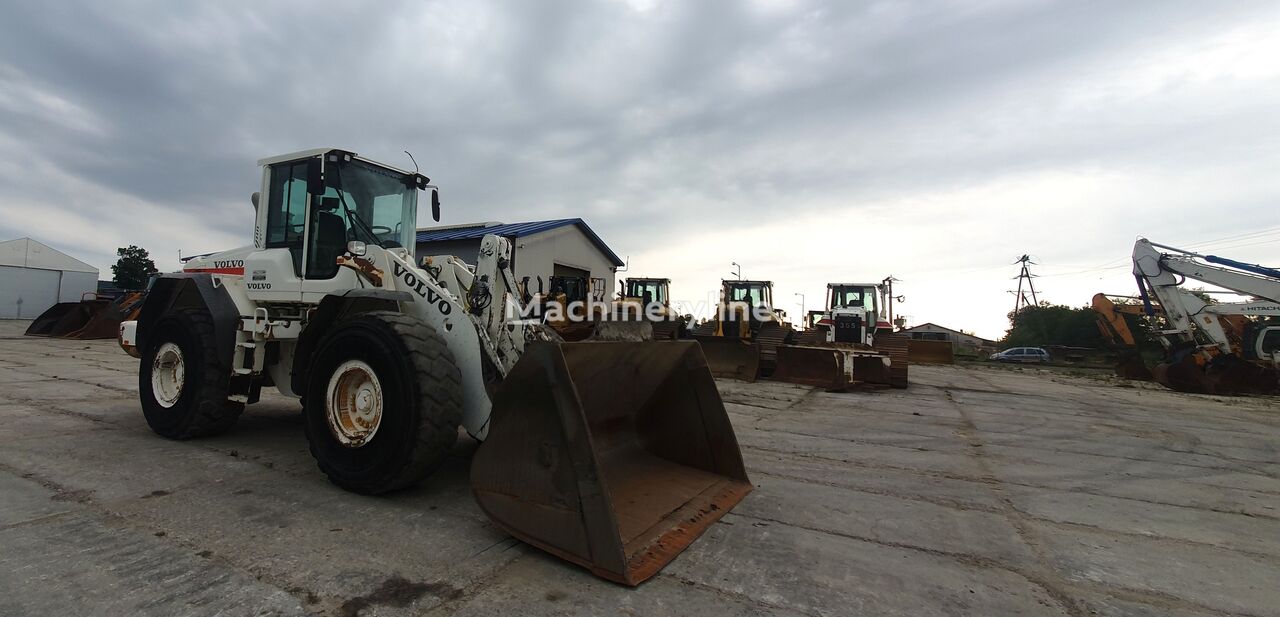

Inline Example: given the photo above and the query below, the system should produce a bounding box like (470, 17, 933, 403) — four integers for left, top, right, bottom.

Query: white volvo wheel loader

(116, 148, 751, 585)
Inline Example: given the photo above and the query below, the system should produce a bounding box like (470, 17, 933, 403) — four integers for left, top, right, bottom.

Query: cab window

(265, 161, 310, 274)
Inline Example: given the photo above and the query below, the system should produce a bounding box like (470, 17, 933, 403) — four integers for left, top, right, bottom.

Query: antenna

(403, 150, 419, 174)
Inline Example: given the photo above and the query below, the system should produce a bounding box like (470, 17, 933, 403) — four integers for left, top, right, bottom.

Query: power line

(1184, 226, 1280, 250)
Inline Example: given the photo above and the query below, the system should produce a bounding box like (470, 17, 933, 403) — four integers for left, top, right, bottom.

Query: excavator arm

(1131, 238, 1280, 393)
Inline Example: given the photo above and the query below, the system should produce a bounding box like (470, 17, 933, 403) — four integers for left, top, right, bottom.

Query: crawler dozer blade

(471, 341, 752, 586)
(772, 345, 851, 390)
(691, 335, 761, 382)
(772, 345, 892, 390)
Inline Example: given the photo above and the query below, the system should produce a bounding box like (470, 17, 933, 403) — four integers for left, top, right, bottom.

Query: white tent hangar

(0, 238, 99, 319)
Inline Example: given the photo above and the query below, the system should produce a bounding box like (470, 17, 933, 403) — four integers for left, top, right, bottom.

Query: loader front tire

(139, 309, 244, 439)
(303, 311, 462, 495)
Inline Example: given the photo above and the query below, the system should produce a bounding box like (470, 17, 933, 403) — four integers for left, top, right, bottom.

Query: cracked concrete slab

(1, 320, 1278, 616)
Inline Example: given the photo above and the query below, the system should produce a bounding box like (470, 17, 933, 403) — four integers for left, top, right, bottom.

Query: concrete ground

(2, 319, 1279, 617)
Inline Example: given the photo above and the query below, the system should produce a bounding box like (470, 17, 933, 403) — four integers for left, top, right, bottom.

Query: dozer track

(753, 321, 793, 376)
(874, 333, 910, 389)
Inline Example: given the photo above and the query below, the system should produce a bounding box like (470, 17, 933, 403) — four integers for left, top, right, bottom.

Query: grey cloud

(0, 0, 1276, 278)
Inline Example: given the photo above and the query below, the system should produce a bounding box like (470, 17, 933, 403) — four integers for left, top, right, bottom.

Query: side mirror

(346, 241, 367, 256)
(431, 189, 441, 222)
(306, 158, 324, 198)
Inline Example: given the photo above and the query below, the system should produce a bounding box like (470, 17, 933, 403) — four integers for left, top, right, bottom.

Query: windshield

(324, 158, 418, 251)
(726, 282, 771, 307)
(626, 280, 667, 304)
(831, 286, 877, 311)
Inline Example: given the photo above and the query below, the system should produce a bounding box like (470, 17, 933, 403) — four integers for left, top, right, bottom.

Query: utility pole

(881, 276, 903, 329)
(1010, 255, 1040, 314)
(795, 292, 805, 326)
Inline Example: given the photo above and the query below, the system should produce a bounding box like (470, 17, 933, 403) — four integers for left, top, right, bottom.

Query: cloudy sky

(1, 0, 1277, 338)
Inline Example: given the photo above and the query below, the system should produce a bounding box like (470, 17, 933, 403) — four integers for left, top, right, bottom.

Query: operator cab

(826, 283, 881, 345)
(625, 278, 670, 308)
(827, 283, 879, 313)
(723, 280, 773, 310)
(249, 149, 435, 302)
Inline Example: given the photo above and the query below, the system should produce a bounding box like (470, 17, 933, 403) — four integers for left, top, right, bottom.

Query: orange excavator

(1091, 293, 1154, 380)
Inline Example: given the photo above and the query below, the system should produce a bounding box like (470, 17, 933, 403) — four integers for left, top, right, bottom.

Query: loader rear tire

(303, 311, 462, 495)
(139, 309, 245, 439)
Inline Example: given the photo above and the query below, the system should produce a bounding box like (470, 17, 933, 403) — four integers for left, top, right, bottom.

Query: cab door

(244, 160, 308, 302)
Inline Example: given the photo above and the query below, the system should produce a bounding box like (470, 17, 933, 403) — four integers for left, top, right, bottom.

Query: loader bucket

(1152, 355, 1213, 394)
(63, 293, 143, 340)
(1114, 351, 1153, 381)
(691, 336, 761, 382)
(471, 340, 753, 586)
(24, 298, 112, 338)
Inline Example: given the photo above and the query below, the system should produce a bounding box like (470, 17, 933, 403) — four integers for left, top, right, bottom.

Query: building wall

(0, 266, 98, 319)
(416, 239, 483, 266)
(512, 226, 616, 298)
(416, 226, 618, 299)
(903, 324, 988, 351)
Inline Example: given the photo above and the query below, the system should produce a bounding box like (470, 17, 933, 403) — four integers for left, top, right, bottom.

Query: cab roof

(255, 148, 416, 177)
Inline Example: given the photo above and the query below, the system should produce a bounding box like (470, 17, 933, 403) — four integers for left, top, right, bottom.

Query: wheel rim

(326, 359, 384, 447)
(152, 342, 185, 408)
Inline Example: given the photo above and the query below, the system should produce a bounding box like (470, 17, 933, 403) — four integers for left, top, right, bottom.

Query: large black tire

(303, 311, 463, 494)
(139, 309, 245, 439)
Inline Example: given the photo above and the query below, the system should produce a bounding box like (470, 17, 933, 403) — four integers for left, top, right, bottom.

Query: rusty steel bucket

(907, 339, 955, 365)
(691, 335, 761, 382)
(24, 297, 112, 338)
(471, 340, 752, 586)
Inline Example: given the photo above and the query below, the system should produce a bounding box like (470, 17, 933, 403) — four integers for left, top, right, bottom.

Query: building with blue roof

(415, 219, 624, 299)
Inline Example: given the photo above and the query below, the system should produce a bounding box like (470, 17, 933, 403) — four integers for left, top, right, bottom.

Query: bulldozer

(777, 283, 908, 390)
(522, 274, 607, 341)
(115, 149, 750, 586)
(615, 277, 688, 340)
(692, 279, 793, 381)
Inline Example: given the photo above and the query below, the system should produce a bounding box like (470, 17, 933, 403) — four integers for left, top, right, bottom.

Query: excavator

(114, 149, 751, 585)
(1091, 293, 1155, 380)
(1131, 238, 1280, 394)
(692, 279, 793, 381)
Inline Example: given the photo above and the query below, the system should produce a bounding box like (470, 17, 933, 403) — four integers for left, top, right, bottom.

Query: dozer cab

(116, 149, 750, 585)
(692, 279, 792, 381)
